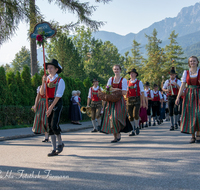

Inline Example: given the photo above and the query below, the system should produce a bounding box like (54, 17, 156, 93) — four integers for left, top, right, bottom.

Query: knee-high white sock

(45, 132, 48, 139)
(50, 135, 56, 151)
(153, 117, 156, 123)
(131, 121, 135, 131)
(56, 134, 62, 146)
(97, 118, 101, 126)
(92, 120, 97, 129)
(135, 119, 139, 128)
(178, 114, 181, 121)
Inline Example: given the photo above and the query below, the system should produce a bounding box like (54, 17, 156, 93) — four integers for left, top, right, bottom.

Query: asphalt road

(0, 121, 199, 190)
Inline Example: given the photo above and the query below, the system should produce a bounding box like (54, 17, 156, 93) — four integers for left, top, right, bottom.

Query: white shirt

(37, 86, 40, 94)
(107, 77, 127, 91)
(153, 90, 163, 99)
(181, 68, 199, 82)
(128, 78, 144, 92)
(162, 94, 167, 101)
(88, 86, 103, 99)
(145, 88, 154, 98)
(43, 74, 65, 97)
(71, 95, 79, 103)
(163, 78, 182, 89)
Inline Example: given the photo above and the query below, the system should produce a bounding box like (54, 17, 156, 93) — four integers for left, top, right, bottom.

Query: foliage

(10, 46, 31, 73)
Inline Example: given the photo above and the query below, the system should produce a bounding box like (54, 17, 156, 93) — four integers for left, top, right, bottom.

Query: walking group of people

(32, 55, 200, 157)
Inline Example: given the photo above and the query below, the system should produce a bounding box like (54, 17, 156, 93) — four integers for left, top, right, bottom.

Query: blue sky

(0, 0, 199, 65)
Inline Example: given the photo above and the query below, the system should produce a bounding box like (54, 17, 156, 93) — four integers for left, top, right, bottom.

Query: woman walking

(100, 65, 132, 143)
(175, 56, 200, 143)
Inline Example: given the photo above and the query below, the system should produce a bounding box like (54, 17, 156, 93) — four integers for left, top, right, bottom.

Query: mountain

(92, 2, 200, 55)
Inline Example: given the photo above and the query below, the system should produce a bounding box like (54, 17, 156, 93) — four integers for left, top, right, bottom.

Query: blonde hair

(188, 56, 199, 68)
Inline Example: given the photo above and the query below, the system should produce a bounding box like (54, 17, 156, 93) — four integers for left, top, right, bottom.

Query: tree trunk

(29, 0, 38, 76)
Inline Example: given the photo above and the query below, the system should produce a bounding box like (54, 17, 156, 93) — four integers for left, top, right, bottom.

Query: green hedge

(0, 105, 90, 127)
(0, 66, 92, 127)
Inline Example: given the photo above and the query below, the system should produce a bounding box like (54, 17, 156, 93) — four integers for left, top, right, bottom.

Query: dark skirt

(71, 103, 82, 121)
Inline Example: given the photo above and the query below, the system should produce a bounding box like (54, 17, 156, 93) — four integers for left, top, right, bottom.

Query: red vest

(111, 77, 123, 89)
(47, 77, 61, 98)
(78, 97, 81, 102)
(146, 89, 151, 98)
(167, 78, 179, 96)
(91, 87, 101, 101)
(153, 91, 160, 101)
(186, 70, 200, 85)
(127, 80, 140, 97)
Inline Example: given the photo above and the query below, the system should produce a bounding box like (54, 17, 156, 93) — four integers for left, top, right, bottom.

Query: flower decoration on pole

(30, 21, 57, 110)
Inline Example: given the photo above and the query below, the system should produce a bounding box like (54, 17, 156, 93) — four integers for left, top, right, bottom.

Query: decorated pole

(30, 22, 56, 110)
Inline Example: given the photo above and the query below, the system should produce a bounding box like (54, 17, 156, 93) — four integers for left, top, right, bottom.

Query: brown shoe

(190, 137, 196, 144)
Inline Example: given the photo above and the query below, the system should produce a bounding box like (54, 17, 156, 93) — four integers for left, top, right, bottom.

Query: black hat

(153, 84, 158, 87)
(46, 59, 62, 74)
(92, 78, 99, 83)
(145, 82, 150, 86)
(128, 68, 138, 76)
(170, 67, 177, 75)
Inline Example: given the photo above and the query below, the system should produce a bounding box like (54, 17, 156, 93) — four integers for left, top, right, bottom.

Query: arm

(87, 98, 91, 107)
(46, 97, 60, 117)
(40, 75, 46, 96)
(175, 82, 186, 105)
(32, 92, 40, 113)
(140, 92, 144, 108)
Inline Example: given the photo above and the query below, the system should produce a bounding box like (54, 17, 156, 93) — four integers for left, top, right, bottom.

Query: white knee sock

(135, 119, 139, 128)
(50, 135, 56, 151)
(97, 118, 101, 126)
(131, 121, 135, 131)
(92, 120, 97, 129)
(148, 115, 151, 123)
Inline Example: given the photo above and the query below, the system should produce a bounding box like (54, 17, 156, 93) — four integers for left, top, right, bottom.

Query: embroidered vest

(153, 91, 160, 101)
(127, 80, 140, 97)
(91, 87, 101, 101)
(47, 77, 61, 98)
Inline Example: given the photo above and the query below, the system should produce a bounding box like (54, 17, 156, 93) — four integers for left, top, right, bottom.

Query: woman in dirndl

(100, 65, 132, 143)
(175, 56, 200, 143)
(70, 90, 82, 125)
(139, 91, 148, 128)
(32, 86, 49, 142)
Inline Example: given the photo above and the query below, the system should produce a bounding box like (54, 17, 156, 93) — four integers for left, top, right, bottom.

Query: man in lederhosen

(162, 67, 181, 131)
(152, 84, 163, 126)
(127, 68, 145, 136)
(144, 82, 154, 127)
(87, 79, 103, 132)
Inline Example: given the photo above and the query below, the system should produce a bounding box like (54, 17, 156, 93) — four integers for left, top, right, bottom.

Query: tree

(142, 29, 165, 86)
(0, 67, 10, 105)
(123, 39, 144, 80)
(164, 30, 186, 78)
(10, 46, 31, 73)
(46, 33, 85, 80)
(6, 71, 21, 105)
(1, 1, 112, 76)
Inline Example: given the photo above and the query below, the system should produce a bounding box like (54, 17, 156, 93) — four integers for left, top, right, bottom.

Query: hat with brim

(145, 82, 150, 86)
(170, 67, 177, 75)
(92, 78, 99, 83)
(128, 68, 138, 76)
(153, 84, 158, 87)
(45, 59, 62, 74)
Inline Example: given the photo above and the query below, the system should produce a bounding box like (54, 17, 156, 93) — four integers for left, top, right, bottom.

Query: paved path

(0, 121, 199, 190)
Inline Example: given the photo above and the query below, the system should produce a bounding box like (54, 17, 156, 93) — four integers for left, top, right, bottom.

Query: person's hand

(140, 103, 143, 108)
(31, 105, 36, 113)
(161, 104, 163, 108)
(42, 75, 47, 83)
(175, 98, 180, 106)
(46, 107, 53, 117)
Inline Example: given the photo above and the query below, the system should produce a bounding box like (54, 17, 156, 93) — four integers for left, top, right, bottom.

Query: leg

(91, 106, 98, 132)
(128, 104, 135, 136)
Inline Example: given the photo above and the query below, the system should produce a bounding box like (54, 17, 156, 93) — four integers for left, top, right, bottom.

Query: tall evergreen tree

(164, 30, 186, 77)
(142, 29, 165, 86)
